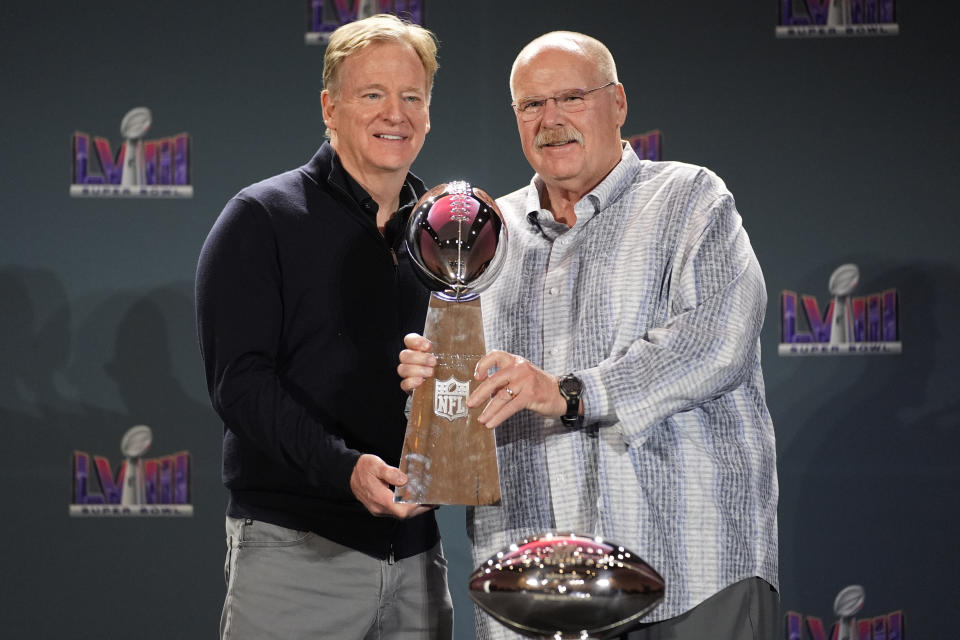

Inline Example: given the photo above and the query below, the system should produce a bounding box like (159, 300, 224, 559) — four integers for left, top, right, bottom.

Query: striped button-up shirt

(469, 145, 778, 634)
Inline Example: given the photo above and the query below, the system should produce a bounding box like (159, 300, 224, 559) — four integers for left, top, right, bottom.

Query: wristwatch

(558, 374, 584, 428)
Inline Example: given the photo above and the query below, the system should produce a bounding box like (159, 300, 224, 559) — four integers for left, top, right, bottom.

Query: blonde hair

(510, 31, 617, 99)
(323, 13, 439, 98)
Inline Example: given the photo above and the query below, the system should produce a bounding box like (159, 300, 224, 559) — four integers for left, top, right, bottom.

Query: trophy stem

(120, 458, 142, 506)
(395, 295, 501, 505)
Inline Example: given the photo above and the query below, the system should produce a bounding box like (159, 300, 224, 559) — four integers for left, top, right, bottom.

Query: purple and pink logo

(779, 263, 900, 356)
(306, 0, 425, 45)
(786, 585, 904, 640)
(70, 425, 192, 517)
(71, 107, 192, 198)
(629, 130, 662, 162)
(777, 0, 898, 38)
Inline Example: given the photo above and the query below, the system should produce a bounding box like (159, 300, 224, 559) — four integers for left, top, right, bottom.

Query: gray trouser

(622, 577, 779, 640)
(221, 517, 453, 640)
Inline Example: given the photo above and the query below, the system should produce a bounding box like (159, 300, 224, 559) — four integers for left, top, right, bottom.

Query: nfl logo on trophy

(433, 377, 470, 422)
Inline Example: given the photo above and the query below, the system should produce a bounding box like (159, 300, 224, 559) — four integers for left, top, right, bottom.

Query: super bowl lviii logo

(71, 107, 192, 198)
(70, 425, 193, 517)
(777, 0, 898, 38)
(786, 585, 904, 639)
(779, 264, 901, 356)
(306, 0, 425, 45)
(628, 130, 662, 162)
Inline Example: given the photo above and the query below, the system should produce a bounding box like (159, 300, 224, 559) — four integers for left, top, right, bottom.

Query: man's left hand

(466, 350, 567, 429)
(350, 454, 433, 519)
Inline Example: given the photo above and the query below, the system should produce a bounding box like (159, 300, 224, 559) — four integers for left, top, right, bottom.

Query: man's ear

(321, 89, 335, 129)
(614, 83, 628, 127)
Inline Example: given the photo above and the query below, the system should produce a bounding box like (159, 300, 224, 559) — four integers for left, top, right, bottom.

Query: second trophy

(395, 181, 507, 506)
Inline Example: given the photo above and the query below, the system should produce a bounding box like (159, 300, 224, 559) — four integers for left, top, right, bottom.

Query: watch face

(559, 375, 582, 397)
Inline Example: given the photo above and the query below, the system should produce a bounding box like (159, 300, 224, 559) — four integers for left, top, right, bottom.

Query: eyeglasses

(511, 81, 616, 121)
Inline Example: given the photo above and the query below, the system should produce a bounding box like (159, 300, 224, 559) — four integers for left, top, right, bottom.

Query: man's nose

(541, 97, 566, 125)
(382, 94, 404, 121)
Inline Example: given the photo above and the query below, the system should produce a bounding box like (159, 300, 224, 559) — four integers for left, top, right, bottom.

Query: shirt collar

(524, 143, 644, 237)
(332, 152, 377, 217)
(328, 146, 422, 247)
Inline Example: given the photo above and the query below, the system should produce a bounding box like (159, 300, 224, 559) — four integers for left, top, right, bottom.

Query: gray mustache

(534, 127, 584, 149)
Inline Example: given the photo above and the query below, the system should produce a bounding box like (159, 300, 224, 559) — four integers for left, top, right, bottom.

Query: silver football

(405, 181, 507, 302)
(469, 532, 665, 638)
(833, 584, 865, 618)
(120, 424, 153, 458)
(828, 263, 860, 297)
(120, 106, 152, 139)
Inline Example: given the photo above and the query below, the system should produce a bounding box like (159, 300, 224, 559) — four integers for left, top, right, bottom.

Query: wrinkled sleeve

(579, 190, 767, 446)
(195, 196, 360, 497)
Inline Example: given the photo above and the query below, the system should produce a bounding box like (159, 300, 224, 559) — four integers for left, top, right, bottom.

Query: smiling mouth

(539, 139, 580, 150)
(375, 134, 406, 140)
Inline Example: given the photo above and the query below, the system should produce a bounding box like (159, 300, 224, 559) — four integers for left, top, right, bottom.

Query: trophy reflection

(469, 532, 665, 639)
(394, 181, 507, 506)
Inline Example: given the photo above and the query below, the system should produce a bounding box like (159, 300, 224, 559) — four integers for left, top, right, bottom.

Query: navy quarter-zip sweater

(196, 143, 437, 559)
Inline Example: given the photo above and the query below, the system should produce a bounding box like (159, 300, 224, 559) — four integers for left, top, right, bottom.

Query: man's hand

(466, 350, 568, 430)
(398, 333, 436, 394)
(349, 454, 432, 519)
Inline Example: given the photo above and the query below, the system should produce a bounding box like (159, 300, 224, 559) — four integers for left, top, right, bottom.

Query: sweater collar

(301, 141, 428, 204)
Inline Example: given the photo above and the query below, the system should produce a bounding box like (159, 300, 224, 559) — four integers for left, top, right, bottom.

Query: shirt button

(550, 348, 559, 355)
(549, 287, 558, 295)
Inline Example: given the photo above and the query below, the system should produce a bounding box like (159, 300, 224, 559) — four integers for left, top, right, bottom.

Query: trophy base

(395, 295, 501, 505)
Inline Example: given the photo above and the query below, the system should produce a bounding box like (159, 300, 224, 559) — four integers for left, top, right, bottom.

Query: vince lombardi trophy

(120, 424, 153, 506)
(833, 585, 865, 640)
(828, 263, 859, 345)
(120, 107, 152, 187)
(325, 0, 377, 21)
(827, 0, 852, 26)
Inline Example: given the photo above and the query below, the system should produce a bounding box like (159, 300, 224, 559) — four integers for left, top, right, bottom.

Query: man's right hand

(398, 333, 436, 394)
(349, 454, 432, 519)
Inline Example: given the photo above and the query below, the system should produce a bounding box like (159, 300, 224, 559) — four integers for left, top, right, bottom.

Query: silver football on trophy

(834, 584, 865, 618)
(120, 107, 152, 139)
(828, 263, 860, 297)
(405, 180, 507, 301)
(469, 532, 665, 639)
(120, 424, 153, 458)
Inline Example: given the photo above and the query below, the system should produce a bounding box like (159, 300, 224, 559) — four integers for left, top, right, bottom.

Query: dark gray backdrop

(1, 1, 957, 638)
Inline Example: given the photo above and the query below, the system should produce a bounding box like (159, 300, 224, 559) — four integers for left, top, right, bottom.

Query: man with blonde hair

(400, 30, 779, 639)
(198, 13, 452, 639)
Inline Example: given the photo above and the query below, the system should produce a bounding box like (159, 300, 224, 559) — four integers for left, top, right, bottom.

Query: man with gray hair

(197, 14, 452, 639)
(400, 30, 779, 639)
